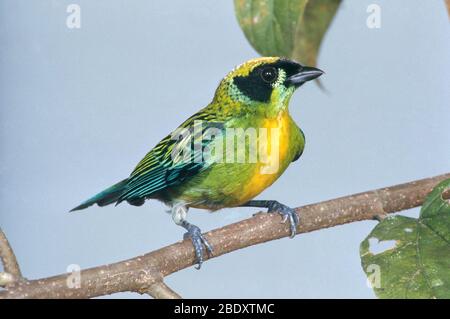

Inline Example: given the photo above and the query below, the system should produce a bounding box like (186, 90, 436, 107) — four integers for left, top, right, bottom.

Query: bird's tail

(70, 178, 129, 212)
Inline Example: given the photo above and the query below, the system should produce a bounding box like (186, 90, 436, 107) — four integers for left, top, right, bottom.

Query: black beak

(286, 66, 324, 87)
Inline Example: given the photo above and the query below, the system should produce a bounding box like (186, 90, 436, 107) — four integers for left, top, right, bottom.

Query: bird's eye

(260, 67, 278, 83)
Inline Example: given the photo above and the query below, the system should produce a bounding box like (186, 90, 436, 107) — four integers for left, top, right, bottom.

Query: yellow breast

(237, 111, 291, 203)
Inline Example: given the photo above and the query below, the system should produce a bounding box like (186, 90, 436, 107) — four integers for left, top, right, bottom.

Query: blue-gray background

(1, 0, 449, 298)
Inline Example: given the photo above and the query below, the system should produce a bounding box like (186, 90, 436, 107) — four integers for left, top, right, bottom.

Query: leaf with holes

(234, 0, 341, 67)
(360, 179, 450, 298)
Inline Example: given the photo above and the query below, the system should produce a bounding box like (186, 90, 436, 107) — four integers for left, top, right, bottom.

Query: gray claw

(267, 201, 299, 238)
(183, 223, 213, 269)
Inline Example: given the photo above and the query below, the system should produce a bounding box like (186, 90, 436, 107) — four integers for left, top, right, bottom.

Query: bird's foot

(267, 201, 299, 238)
(182, 221, 213, 269)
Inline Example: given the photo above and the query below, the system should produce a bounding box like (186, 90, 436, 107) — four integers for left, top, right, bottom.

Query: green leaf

(360, 179, 450, 298)
(234, 0, 341, 67)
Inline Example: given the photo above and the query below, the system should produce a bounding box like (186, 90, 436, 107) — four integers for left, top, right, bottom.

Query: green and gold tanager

(71, 57, 323, 268)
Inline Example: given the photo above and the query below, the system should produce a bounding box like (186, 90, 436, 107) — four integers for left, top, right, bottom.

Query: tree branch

(1, 173, 449, 299)
(145, 281, 182, 299)
(0, 229, 23, 287)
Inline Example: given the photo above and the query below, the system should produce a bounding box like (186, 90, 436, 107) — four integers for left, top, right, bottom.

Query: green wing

(117, 113, 224, 204)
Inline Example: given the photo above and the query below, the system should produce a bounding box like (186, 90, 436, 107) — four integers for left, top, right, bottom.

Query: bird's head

(213, 57, 323, 116)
